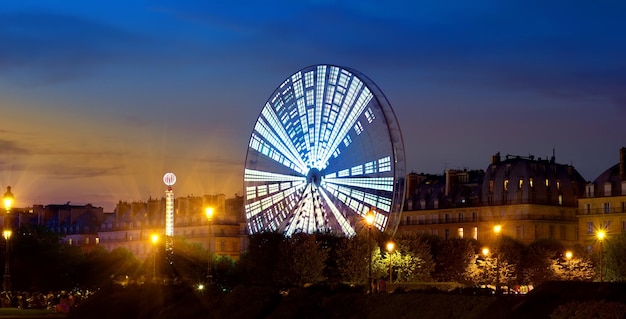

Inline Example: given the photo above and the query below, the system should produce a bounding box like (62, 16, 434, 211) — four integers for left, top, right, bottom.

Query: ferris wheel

(244, 64, 405, 237)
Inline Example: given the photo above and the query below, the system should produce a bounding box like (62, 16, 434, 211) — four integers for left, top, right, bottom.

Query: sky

(1, 1, 625, 212)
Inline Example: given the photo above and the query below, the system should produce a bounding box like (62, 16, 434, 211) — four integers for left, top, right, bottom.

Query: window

(586, 203, 591, 214)
(545, 179, 550, 187)
(604, 202, 611, 214)
(445, 214, 450, 223)
(473, 227, 478, 240)
(489, 180, 495, 192)
(458, 213, 464, 222)
(458, 227, 464, 239)
(472, 212, 478, 222)
(587, 222, 594, 234)
(445, 229, 450, 240)
(558, 195, 563, 205)
(504, 179, 509, 191)
(622, 220, 626, 232)
(518, 179, 523, 189)
(549, 225, 555, 239)
(405, 216, 411, 225)
(556, 180, 561, 190)
(529, 178, 534, 189)
(604, 183, 612, 196)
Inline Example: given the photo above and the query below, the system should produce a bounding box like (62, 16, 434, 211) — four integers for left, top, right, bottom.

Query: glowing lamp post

(151, 233, 159, 282)
(205, 207, 214, 284)
(565, 250, 573, 280)
(3, 186, 14, 292)
(493, 224, 501, 294)
(386, 241, 395, 283)
(597, 230, 605, 283)
(365, 211, 375, 294)
(3, 187, 13, 214)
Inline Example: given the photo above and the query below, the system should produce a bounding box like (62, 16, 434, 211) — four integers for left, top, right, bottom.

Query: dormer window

(504, 179, 509, 191)
(518, 179, 524, 189)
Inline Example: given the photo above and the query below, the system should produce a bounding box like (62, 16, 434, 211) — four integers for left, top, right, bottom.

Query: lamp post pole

(3, 186, 14, 292)
(151, 234, 159, 282)
(597, 230, 605, 283)
(2, 231, 11, 292)
(386, 241, 395, 283)
(206, 207, 214, 284)
(365, 211, 375, 294)
(565, 251, 573, 280)
(493, 225, 501, 294)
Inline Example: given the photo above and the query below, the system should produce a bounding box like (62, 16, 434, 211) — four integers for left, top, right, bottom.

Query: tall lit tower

(163, 172, 176, 264)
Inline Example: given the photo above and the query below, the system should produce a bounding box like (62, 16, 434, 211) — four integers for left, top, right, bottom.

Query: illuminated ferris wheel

(244, 64, 405, 237)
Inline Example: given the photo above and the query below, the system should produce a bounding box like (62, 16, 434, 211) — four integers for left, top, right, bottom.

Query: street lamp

(365, 211, 375, 294)
(2, 230, 11, 292)
(597, 230, 606, 283)
(3, 186, 14, 292)
(493, 224, 501, 294)
(386, 241, 395, 283)
(565, 250, 573, 280)
(151, 233, 159, 282)
(205, 207, 214, 284)
(3, 187, 13, 213)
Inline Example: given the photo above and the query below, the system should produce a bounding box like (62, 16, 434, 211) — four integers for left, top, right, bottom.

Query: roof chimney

(491, 152, 501, 165)
(619, 147, 626, 182)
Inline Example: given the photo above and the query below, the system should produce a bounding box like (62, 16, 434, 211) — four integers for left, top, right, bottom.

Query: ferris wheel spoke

(317, 186, 356, 236)
(318, 85, 373, 168)
(253, 109, 308, 174)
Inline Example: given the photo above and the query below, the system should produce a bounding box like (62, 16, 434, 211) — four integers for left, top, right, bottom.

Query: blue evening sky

(1, 0, 625, 210)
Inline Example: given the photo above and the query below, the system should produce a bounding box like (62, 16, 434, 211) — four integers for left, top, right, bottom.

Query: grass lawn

(0, 308, 66, 317)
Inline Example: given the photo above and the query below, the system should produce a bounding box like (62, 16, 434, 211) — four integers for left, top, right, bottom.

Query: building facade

(577, 148, 626, 247)
(398, 153, 586, 247)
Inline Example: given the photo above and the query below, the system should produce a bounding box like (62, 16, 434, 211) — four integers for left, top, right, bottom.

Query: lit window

(504, 179, 509, 191)
(519, 179, 523, 189)
(473, 227, 478, 240)
(545, 179, 549, 187)
(529, 178, 534, 188)
(458, 227, 464, 238)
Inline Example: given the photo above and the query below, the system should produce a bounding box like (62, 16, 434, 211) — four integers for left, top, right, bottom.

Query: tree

(242, 231, 285, 286)
(519, 239, 564, 286)
(603, 232, 626, 281)
(335, 234, 369, 285)
(275, 233, 328, 287)
(391, 235, 434, 282)
(432, 238, 477, 282)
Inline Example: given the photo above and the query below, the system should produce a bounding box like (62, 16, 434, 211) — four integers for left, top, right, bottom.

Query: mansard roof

(481, 154, 586, 207)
